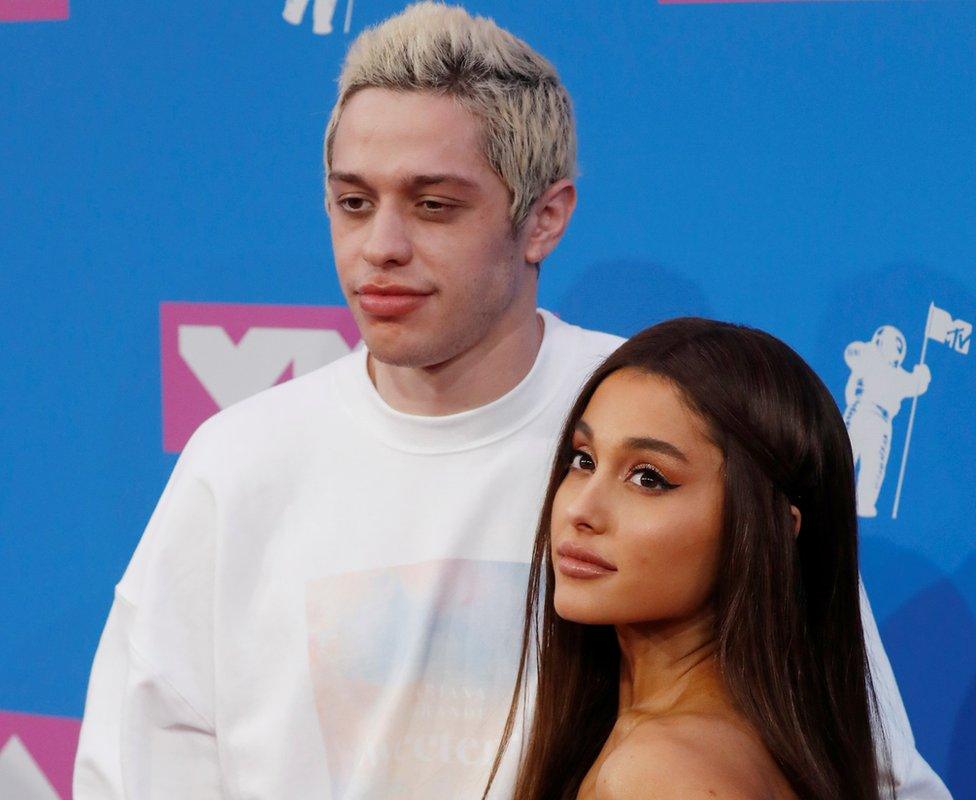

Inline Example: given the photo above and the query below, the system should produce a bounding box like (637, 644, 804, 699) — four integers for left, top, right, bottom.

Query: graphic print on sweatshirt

(306, 559, 528, 799)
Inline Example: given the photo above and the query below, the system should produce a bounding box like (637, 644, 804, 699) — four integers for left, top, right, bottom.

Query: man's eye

(338, 197, 371, 212)
(569, 450, 595, 471)
(627, 467, 677, 491)
(419, 199, 449, 212)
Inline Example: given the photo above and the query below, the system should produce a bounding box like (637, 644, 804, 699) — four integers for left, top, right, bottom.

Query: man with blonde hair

(74, 3, 948, 798)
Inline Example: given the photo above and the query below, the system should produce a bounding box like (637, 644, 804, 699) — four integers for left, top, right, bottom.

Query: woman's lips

(555, 542, 617, 579)
(356, 285, 432, 317)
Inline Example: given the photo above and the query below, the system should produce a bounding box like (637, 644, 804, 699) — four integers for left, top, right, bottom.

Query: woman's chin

(554, 593, 613, 626)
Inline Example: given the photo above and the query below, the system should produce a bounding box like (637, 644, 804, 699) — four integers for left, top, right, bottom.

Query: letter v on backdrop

(160, 302, 361, 452)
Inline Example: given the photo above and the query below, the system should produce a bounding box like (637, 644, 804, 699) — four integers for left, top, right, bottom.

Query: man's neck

(368, 302, 545, 417)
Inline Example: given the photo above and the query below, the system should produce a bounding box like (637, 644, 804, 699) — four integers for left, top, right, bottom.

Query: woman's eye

(627, 467, 676, 491)
(569, 450, 595, 471)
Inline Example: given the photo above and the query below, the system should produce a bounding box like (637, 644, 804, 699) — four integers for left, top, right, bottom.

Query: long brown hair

(486, 318, 888, 800)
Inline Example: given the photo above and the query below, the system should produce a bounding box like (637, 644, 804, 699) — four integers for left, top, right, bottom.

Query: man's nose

(362, 205, 412, 268)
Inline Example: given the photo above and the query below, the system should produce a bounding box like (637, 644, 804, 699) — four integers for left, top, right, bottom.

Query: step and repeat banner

(2, 1, 974, 796)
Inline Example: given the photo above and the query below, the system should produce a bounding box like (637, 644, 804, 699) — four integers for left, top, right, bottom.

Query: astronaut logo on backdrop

(282, 0, 354, 35)
(843, 302, 971, 519)
(160, 302, 361, 453)
(843, 325, 931, 518)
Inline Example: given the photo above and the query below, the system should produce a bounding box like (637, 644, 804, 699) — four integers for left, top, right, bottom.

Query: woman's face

(550, 368, 726, 627)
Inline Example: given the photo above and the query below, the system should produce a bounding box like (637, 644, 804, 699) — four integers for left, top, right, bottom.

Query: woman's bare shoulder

(594, 713, 796, 800)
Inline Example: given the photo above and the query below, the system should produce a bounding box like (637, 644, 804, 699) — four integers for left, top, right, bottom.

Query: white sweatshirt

(74, 310, 949, 799)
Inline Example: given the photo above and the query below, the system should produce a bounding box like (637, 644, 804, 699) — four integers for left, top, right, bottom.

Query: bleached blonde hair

(324, 2, 576, 229)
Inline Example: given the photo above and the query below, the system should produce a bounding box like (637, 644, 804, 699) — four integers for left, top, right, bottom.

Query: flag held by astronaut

(926, 304, 971, 355)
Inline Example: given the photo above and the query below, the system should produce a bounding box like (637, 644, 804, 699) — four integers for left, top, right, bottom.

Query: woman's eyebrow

(575, 420, 688, 464)
(624, 436, 689, 464)
(574, 420, 593, 438)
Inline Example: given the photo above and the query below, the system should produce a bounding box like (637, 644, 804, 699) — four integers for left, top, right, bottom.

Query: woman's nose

(561, 476, 609, 535)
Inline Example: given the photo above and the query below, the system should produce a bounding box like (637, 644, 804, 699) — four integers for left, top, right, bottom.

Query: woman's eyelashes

(567, 449, 679, 492)
(626, 465, 678, 491)
(569, 449, 595, 471)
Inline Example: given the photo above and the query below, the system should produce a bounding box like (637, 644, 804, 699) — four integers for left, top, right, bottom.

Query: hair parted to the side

(486, 317, 892, 800)
(324, 1, 576, 229)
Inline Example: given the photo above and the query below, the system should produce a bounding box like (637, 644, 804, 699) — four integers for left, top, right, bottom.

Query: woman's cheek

(622, 519, 718, 618)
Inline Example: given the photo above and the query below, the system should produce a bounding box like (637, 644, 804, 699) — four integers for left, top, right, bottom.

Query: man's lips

(555, 541, 618, 579)
(355, 283, 433, 317)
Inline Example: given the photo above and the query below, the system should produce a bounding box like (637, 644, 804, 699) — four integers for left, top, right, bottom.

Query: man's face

(327, 88, 536, 369)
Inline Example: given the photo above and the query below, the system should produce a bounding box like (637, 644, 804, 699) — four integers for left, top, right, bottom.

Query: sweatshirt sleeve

(860, 581, 952, 799)
(74, 439, 223, 800)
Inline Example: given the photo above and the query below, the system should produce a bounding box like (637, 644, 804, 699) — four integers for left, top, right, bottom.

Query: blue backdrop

(2, 1, 973, 796)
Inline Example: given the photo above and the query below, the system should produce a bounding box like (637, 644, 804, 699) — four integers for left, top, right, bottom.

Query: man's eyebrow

(574, 420, 689, 464)
(326, 172, 479, 191)
(327, 171, 370, 188)
(407, 174, 479, 191)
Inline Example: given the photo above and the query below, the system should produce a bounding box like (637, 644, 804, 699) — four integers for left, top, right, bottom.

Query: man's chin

(362, 335, 446, 370)
(359, 316, 484, 371)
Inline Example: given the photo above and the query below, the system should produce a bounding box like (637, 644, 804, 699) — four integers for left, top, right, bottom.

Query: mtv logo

(161, 302, 361, 452)
(0, 710, 81, 800)
(0, 1, 69, 22)
(948, 325, 972, 355)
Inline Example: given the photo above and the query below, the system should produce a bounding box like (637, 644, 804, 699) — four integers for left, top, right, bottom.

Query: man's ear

(523, 179, 577, 266)
(790, 505, 802, 537)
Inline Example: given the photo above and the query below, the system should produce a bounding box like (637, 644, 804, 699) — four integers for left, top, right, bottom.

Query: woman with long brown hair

(486, 317, 889, 799)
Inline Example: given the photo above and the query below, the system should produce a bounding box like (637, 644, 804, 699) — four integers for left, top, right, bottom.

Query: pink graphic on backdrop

(0, 1, 69, 21)
(0, 710, 80, 799)
(660, 0, 866, 4)
(161, 302, 361, 453)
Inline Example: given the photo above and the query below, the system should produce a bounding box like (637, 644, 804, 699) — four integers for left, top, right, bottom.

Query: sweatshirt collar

(333, 309, 578, 454)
